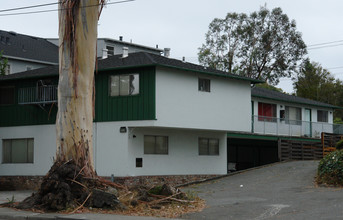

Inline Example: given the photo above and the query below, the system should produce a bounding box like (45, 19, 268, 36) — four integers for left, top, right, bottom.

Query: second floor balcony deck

(18, 85, 58, 105)
(252, 115, 343, 138)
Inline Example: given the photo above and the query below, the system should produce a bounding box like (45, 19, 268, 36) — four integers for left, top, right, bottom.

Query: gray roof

(0, 52, 262, 83)
(0, 30, 58, 64)
(252, 87, 339, 109)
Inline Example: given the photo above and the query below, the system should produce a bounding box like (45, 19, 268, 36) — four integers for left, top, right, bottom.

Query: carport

(227, 133, 279, 172)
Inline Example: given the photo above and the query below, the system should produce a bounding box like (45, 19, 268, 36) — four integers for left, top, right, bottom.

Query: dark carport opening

(227, 138, 278, 172)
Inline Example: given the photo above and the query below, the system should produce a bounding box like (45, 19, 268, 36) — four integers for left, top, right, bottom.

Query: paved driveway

(182, 161, 343, 220)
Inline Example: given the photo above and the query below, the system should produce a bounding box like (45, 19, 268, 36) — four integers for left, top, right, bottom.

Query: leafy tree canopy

(199, 6, 307, 85)
(294, 59, 343, 120)
(255, 83, 283, 93)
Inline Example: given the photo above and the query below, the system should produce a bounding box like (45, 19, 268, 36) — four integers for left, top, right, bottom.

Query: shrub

(317, 150, 343, 186)
(336, 139, 343, 150)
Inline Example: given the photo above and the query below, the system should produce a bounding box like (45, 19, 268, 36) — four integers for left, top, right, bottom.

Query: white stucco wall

(0, 122, 227, 176)
(0, 125, 56, 175)
(155, 67, 252, 132)
(7, 59, 52, 74)
(127, 127, 227, 176)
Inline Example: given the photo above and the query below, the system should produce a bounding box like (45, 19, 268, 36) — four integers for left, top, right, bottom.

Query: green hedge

(335, 139, 343, 150)
(317, 150, 343, 186)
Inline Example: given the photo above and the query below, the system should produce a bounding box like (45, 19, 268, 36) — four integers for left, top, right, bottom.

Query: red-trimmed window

(258, 102, 277, 122)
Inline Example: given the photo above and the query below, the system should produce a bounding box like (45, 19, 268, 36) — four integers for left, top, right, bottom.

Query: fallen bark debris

(2, 161, 204, 218)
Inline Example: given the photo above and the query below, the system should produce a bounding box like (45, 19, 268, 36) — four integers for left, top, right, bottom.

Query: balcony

(252, 115, 343, 138)
(18, 85, 58, 105)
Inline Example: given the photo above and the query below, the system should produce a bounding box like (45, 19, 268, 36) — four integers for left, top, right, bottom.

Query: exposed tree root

(15, 160, 123, 211)
(10, 160, 204, 217)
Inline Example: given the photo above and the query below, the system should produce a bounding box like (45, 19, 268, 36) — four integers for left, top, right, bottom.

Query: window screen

(144, 135, 168, 155)
(110, 74, 139, 96)
(317, 110, 328, 122)
(2, 138, 34, 163)
(199, 138, 219, 155)
(198, 78, 210, 92)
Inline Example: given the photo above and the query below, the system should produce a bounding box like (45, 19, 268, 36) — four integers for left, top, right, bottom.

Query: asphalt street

(182, 160, 343, 220)
(1, 161, 342, 219)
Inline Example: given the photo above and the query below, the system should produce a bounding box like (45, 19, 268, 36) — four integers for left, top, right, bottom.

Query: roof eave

(155, 64, 263, 83)
(252, 94, 341, 110)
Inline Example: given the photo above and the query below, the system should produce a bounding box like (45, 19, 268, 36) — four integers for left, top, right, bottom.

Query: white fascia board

(4, 55, 58, 65)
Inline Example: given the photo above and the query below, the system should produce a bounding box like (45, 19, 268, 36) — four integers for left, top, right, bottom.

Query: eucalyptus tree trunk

(56, 0, 104, 177)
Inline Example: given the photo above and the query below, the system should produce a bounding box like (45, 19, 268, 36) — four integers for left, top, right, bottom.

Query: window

(285, 106, 302, 125)
(110, 74, 139, 96)
(199, 138, 219, 155)
(5, 64, 10, 75)
(106, 46, 114, 56)
(198, 78, 210, 92)
(0, 86, 15, 105)
(258, 102, 276, 122)
(144, 135, 168, 155)
(317, 110, 328, 122)
(2, 138, 34, 163)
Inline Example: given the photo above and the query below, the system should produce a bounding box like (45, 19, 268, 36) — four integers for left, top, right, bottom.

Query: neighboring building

(0, 30, 164, 76)
(251, 87, 338, 138)
(0, 30, 58, 75)
(226, 87, 341, 171)
(0, 52, 259, 177)
(47, 36, 165, 59)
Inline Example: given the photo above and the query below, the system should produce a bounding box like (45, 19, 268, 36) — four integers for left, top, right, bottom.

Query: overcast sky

(1, 0, 343, 93)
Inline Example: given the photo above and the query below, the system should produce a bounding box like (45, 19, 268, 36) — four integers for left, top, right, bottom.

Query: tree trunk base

(16, 160, 125, 211)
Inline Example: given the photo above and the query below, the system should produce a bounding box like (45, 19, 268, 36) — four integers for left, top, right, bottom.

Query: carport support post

(278, 138, 281, 161)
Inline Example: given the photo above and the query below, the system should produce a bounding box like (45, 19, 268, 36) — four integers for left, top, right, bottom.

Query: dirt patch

(1, 160, 204, 218)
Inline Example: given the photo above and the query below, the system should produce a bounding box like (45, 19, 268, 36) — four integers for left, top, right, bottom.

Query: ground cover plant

(317, 149, 343, 186)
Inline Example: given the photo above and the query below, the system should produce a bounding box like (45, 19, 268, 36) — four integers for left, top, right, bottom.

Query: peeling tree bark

(56, 0, 104, 177)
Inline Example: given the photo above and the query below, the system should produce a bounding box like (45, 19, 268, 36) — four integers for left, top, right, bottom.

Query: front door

(304, 109, 312, 137)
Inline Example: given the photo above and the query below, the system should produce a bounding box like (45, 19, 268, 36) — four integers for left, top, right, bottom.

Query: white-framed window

(199, 138, 219, 155)
(5, 64, 10, 75)
(106, 46, 114, 56)
(285, 106, 302, 125)
(317, 110, 328, 122)
(144, 135, 168, 155)
(109, 74, 139, 96)
(2, 138, 34, 163)
(198, 78, 210, 92)
(258, 102, 277, 122)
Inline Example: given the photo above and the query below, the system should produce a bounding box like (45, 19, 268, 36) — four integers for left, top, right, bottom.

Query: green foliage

(256, 83, 283, 93)
(0, 50, 8, 75)
(6, 195, 15, 204)
(336, 139, 343, 150)
(148, 186, 163, 195)
(294, 59, 343, 120)
(334, 118, 343, 124)
(198, 6, 307, 85)
(317, 150, 343, 186)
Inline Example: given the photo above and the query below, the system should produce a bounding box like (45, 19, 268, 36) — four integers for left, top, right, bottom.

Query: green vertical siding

(0, 66, 156, 127)
(94, 67, 156, 122)
(0, 77, 58, 127)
